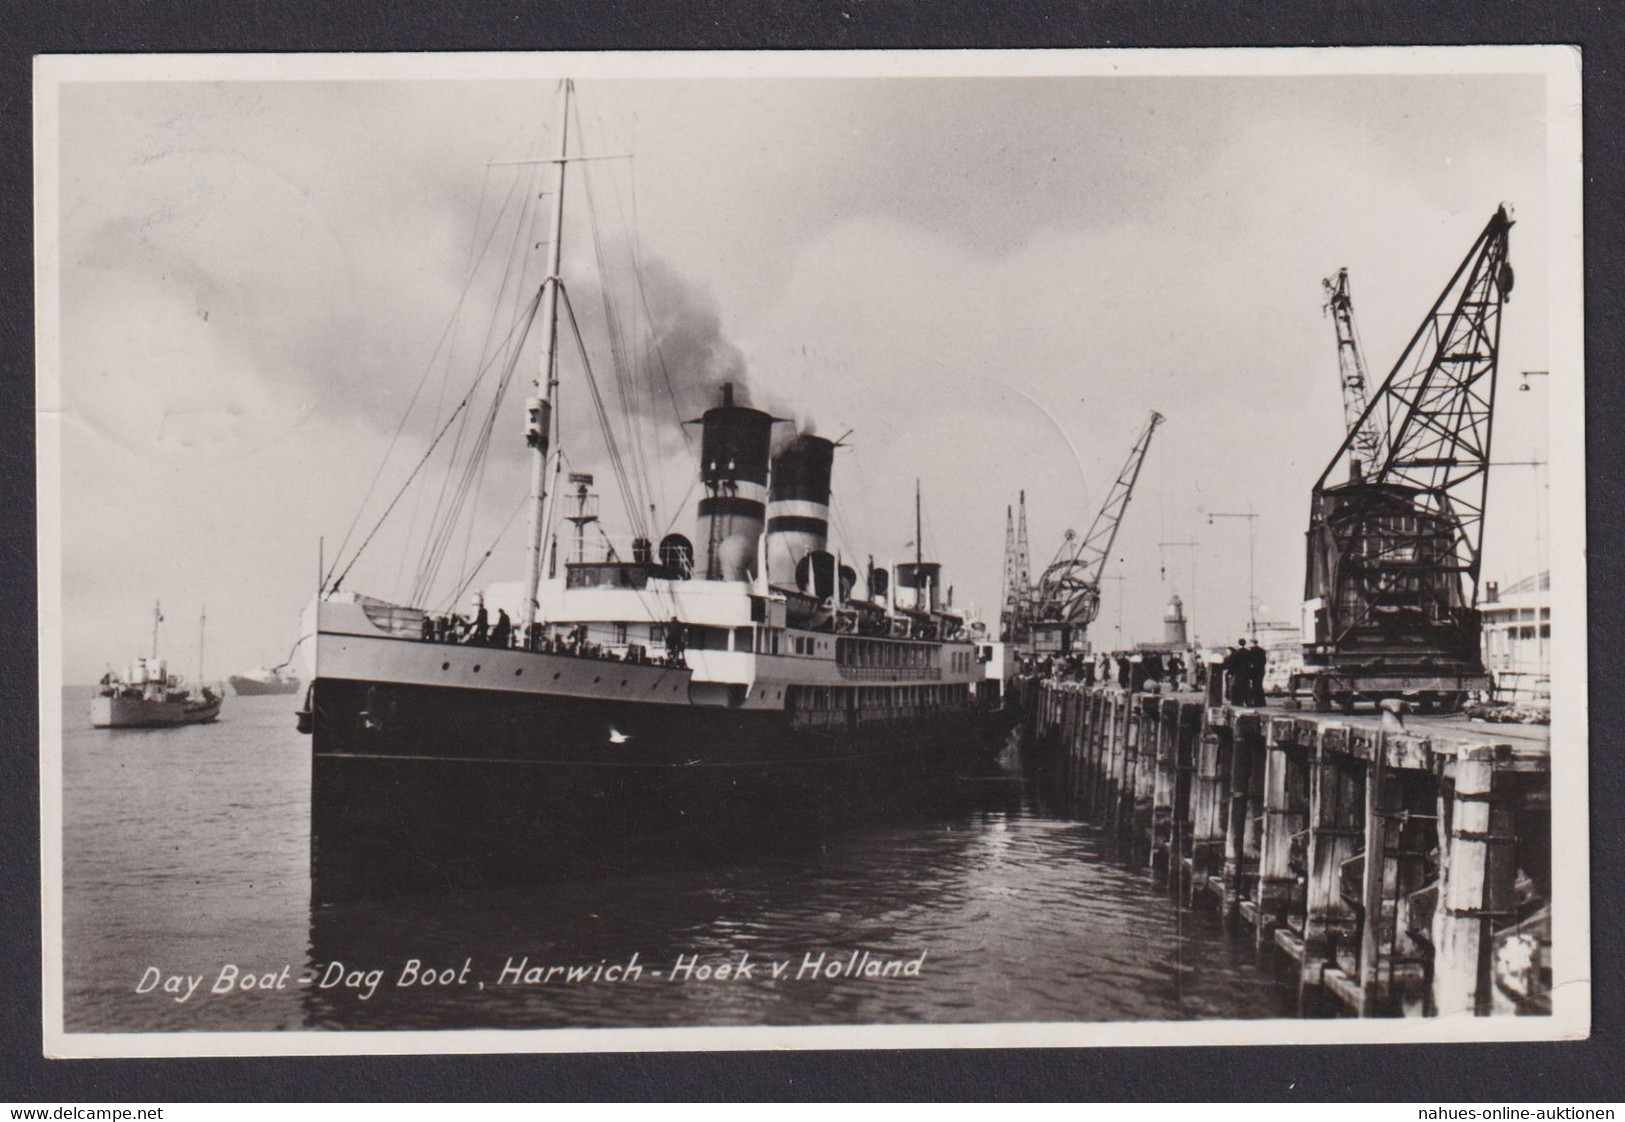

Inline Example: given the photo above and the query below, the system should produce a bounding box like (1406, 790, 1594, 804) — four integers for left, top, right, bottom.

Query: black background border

(4, 1, 1619, 1102)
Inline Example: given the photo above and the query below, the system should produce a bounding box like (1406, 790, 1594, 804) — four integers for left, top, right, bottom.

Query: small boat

(229, 665, 301, 696)
(91, 601, 222, 728)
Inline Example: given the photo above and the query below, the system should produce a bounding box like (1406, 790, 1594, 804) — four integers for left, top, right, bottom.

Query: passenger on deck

(665, 616, 687, 667)
(1116, 654, 1131, 690)
(420, 614, 435, 642)
(492, 609, 512, 649)
(468, 596, 489, 646)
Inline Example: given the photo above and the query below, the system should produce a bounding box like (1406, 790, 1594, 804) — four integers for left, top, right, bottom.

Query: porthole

(514, 669, 523, 677)
(553, 671, 562, 680)
(441, 662, 450, 671)
(473, 664, 482, 673)
(620, 679, 628, 687)
(593, 676, 601, 684)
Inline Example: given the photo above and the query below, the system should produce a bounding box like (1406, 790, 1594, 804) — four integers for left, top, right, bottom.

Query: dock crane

(1323, 267, 1385, 479)
(1301, 207, 1514, 713)
(999, 491, 1034, 643)
(1029, 410, 1164, 656)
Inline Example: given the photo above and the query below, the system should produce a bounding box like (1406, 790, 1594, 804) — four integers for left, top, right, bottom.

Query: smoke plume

(637, 257, 757, 419)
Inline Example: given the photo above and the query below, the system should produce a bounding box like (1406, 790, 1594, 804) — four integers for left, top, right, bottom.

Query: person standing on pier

(1225, 640, 1250, 705)
(1143, 650, 1164, 686)
(1247, 639, 1268, 706)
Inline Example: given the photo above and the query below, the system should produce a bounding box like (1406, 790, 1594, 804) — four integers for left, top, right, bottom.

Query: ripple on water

(60, 688, 1300, 1031)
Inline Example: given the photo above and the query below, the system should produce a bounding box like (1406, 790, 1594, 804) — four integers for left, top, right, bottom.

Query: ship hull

(229, 675, 301, 696)
(91, 694, 222, 728)
(308, 673, 1012, 895)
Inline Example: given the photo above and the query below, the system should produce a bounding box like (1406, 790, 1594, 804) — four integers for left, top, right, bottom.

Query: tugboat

(92, 601, 222, 728)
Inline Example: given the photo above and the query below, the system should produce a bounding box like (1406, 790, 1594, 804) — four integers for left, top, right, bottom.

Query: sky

(47, 63, 1557, 684)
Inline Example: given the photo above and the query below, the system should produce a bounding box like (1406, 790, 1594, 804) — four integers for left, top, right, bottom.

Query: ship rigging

(295, 80, 1010, 889)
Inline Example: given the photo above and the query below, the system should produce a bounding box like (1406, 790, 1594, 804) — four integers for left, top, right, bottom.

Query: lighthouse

(1163, 593, 1188, 648)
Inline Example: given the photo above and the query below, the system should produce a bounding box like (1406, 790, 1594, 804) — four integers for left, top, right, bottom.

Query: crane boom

(1323, 267, 1384, 478)
(999, 491, 1034, 642)
(1314, 205, 1513, 605)
(1301, 206, 1513, 713)
(1034, 410, 1164, 632)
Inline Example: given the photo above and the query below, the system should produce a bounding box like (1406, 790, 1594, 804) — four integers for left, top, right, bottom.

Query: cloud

(51, 72, 1553, 680)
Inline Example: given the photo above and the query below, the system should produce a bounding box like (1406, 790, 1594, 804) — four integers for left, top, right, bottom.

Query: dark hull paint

(90, 694, 222, 728)
(309, 677, 1016, 897)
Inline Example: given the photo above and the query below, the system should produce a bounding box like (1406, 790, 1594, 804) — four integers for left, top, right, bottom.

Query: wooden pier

(1022, 676, 1552, 1017)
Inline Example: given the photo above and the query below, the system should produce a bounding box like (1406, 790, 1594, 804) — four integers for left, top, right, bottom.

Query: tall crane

(1302, 207, 1514, 712)
(1030, 410, 1164, 655)
(1000, 491, 1034, 643)
(1323, 267, 1384, 479)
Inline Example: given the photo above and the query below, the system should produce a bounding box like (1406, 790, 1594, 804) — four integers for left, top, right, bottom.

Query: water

(60, 687, 1298, 1032)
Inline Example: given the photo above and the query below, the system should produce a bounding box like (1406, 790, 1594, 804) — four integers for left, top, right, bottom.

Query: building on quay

(1480, 570, 1550, 701)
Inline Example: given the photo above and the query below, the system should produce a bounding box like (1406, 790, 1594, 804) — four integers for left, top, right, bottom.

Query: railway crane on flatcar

(1028, 410, 1164, 656)
(1300, 207, 1514, 713)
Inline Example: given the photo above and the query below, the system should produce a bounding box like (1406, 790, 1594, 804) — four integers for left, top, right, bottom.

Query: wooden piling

(1221, 712, 1256, 922)
(1300, 726, 1362, 995)
(1019, 677, 1547, 1020)
(1150, 697, 1178, 878)
(1171, 705, 1197, 898)
(1189, 723, 1228, 905)
(1433, 745, 1499, 1016)
(1254, 720, 1304, 946)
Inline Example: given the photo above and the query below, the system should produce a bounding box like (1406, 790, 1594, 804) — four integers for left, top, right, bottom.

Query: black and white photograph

(34, 48, 1587, 1056)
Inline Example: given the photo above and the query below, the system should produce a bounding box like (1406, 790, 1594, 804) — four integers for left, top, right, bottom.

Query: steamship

(296, 82, 1011, 887)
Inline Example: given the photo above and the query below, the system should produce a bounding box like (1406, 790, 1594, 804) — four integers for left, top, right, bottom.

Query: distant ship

(92, 601, 222, 728)
(229, 666, 301, 696)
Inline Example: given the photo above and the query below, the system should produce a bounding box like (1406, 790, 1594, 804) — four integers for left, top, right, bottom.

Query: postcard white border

(35, 45, 1589, 1058)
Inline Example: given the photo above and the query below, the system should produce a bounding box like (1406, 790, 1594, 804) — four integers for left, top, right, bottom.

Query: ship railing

(837, 666, 942, 682)
(415, 625, 688, 670)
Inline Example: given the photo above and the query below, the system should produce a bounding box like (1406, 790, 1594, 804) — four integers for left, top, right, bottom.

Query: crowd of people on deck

(415, 594, 689, 668)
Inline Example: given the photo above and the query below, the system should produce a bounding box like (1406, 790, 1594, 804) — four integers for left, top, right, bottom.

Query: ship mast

(521, 81, 572, 632)
(151, 599, 162, 660)
(915, 479, 922, 568)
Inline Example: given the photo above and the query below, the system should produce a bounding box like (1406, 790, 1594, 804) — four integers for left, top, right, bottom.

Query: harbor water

(60, 687, 1297, 1032)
